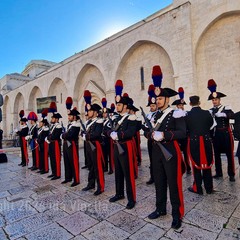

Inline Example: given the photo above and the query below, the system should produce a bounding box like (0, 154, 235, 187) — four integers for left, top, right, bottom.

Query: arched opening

(116, 40, 174, 110)
(13, 92, 25, 129)
(73, 64, 106, 114)
(28, 86, 43, 112)
(48, 78, 68, 125)
(196, 12, 240, 110)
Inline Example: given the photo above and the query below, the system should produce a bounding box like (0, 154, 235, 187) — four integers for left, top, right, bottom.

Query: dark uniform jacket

(186, 107, 214, 169)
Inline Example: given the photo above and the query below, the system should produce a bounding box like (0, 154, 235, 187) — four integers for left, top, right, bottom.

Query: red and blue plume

(49, 102, 57, 113)
(19, 110, 24, 118)
(110, 103, 115, 112)
(152, 65, 162, 88)
(123, 93, 129, 98)
(208, 79, 217, 93)
(101, 98, 107, 108)
(115, 80, 123, 96)
(65, 97, 73, 110)
(84, 90, 91, 104)
(148, 84, 155, 98)
(41, 108, 48, 118)
(28, 111, 38, 121)
(178, 87, 184, 100)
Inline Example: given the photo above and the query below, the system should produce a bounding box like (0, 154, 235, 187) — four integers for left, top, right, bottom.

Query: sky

(0, 0, 173, 78)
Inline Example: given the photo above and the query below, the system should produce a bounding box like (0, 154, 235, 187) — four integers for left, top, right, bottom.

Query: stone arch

(13, 92, 25, 129)
(116, 40, 174, 110)
(2, 95, 11, 138)
(48, 78, 68, 125)
(195, 12, 240, 110)
(78, 81, 105, 115)
(73, 64, 106, 113)
(28, 86, 43, 112)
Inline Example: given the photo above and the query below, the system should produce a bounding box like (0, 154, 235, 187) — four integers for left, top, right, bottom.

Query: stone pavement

(0, 143, 240, 240)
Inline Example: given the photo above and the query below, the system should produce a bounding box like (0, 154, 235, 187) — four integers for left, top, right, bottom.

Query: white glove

(82, 134, 86, 141)
(152, 131, 164, 142)
(215, 112, 227, 118)
(29, 135, 33, 139)
(25, 136, 30, 140)
(14, 128, 18, 133)
(110, 131, 118, 140)
(45, 137, 50, 144)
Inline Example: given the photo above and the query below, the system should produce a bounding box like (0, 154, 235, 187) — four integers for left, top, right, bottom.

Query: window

(140, 67, 144, 90)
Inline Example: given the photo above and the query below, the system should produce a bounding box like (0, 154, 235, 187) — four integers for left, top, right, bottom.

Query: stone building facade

(1, 0, 240, 138)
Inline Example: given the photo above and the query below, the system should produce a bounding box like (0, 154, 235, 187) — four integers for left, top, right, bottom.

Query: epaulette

(56, 124, 62, 129)
(43, 127, 49, 131)
(97, 118, 104, 124)
(128, 115, 137, 121)
(72, 122, 81, 127)
(225, 105, 232, 110)
(173, 109, 187, 118)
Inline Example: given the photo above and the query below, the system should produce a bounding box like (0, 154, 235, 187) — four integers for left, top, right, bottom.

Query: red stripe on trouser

(22, 137, 29, 165)
(35, 140, 40, 168)
(44, 142, 49, 172)
(96, 141, 105, 192)
(199, 136, 208, 167)
(136, 131, 142, 162)
(228, 127, 235, 175)
(174, 141, 184, 219)
(126, 140, 136, 202)
(54, 141, 61, 177)
(132, 138, 138, 178)
(72, 141, 80, 183)
(110, 139, 115, 171)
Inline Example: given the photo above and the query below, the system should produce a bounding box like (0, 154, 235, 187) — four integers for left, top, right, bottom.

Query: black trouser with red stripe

(152, 141, 184, 220)
(86, 141, 104, 192)
(49, 141, 61, 177)
(192, 167, 213, 193)
(135, 132, 142, 164)
(179, 138, 191, 172)
(20, 137, 28, 165)
(147, 139, 154, 181)
(213, 129, 235, 177)
(39, 142, 48, 172)
(31, 141, 38, 168)
(113, 140, 136, 203)
(63, 141, 80, 183)
(83, 141, 89, 168)
(102, 137, 112, 172)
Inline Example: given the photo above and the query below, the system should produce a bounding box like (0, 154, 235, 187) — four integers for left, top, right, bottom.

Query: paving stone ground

(0, 139, 240, 240)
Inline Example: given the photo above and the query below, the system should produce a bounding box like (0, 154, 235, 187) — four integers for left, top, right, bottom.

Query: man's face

(103, 112, 107, 119)
(68, 115, 74, 122)
(116, 103, 124, 113)
(212, 98, 221, 107)
(87, 110, 94, 119)
(30, 120, 35, 125)
(150, 104, 157, 112)
(129, 109, 134, 115)
(39, 121, 43, 127)
(20, 121, 25, 126)
(51, 117, 56, 124)
(156, 96, 169, 110)
(177, 104, 184, 110)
